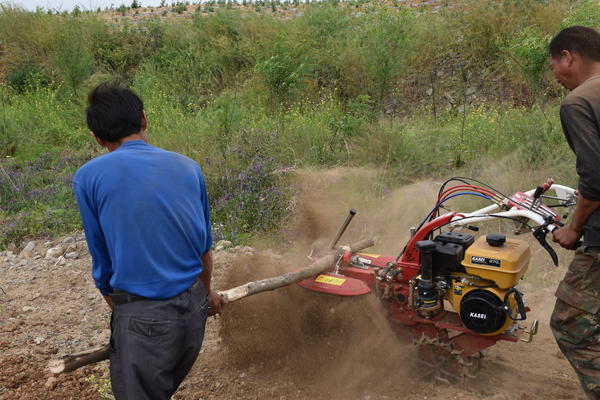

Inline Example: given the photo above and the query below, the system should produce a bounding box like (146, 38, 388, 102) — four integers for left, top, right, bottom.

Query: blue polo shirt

(73, 140, 212, 299)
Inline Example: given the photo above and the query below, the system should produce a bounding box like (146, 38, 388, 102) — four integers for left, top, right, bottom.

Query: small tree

(560, 0, 600, 30)
(359, 7, 414, 114)
(499, 28, 550, 107)
(55, 23, 93, 95)
(255, 40, 309, 129)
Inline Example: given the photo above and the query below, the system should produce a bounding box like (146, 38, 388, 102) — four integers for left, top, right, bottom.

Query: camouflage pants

(551, 246, 600, 400)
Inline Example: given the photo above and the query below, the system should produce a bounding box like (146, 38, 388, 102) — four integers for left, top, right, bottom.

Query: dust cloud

(217, 165, 578, 399)
(219, 167, 441, 399)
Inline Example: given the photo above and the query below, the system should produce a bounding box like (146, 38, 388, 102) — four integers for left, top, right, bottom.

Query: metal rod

(329, 209, 357, 249)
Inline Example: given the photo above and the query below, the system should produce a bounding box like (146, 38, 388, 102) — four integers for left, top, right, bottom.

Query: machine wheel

(413, 334, 481, 384)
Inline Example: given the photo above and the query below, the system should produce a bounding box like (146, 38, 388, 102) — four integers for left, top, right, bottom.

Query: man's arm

(553, 103, 600, 249)
(553, 193, 600, 249)
(199, 250, 214, 293)
(200, 250, 225, 315)
(197, 167, 225, 315)
(73, 180, 114, 304)
(102, 295, 114, 310)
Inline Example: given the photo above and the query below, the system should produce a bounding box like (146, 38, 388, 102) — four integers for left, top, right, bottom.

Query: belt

(110, 277, 203, 305)
(586, 246, 600, 254)
(110, 290, 148, 305)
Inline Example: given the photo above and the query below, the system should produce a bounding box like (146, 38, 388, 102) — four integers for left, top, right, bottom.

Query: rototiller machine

(49, 177, 577, 383)
(297, 177, 577, 381)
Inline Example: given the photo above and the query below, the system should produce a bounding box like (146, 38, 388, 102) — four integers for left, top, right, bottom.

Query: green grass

(0, 0, 597, 249)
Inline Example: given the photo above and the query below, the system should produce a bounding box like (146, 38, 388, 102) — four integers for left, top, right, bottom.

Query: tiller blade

(297, 272, 371, 296)
(297, 209, 370, 296)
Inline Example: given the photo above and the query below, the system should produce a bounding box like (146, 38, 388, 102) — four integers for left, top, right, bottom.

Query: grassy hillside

(1, 0, 599, 249)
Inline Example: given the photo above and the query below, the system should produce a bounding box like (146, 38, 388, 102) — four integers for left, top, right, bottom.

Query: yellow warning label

(315, 275, 346, 286)
(357, 253, 380, 258)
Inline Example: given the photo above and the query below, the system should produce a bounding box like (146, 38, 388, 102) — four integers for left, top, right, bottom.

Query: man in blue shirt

(73, 82, 224, 399)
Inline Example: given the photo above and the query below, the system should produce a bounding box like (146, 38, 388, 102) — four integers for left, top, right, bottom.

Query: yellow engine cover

(461, 236, 530, 289)
(445, 277, 516, 336)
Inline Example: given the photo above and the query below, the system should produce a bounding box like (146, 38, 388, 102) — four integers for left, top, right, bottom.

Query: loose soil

(0, 168, 587, 399)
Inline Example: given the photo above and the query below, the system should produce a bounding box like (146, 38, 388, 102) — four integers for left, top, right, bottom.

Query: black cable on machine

(447, 176, 550, 221)
(397, 177, 543, 263)
(434, 214, 535, 232)
(394, 214, 533, 263)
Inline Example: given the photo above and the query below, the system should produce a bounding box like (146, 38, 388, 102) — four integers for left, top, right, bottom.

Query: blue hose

(418, 192, 495, 229)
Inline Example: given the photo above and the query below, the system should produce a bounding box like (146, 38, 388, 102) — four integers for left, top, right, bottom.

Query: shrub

(206, 130, 291, 242)
(560, 0, 600, 29)
(498, 27, 551, 104)
(54, 22, 93, 94)
(6, 64, 51, 92)
(173, 2, 188, 14)
(0, 152, 92, 249)
(364, 8, 413, 111)
(254, 38, 309, 111)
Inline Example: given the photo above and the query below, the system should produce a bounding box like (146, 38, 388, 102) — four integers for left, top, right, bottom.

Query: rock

(6, 251, 15, 258)
(16, 259, 27, 267)
(76, 233, 86, 242)
(65, 252, 79, 260)
(26, 293, 40, 301)
(45, 247, 64, 259)
(240, 246, 255, 254)
(19, 241, 36, 258)
(33, 255, 42, 260)
(22, 306, 35, 312)
(61, 237, 75, 245)
(34, 337, 45, 344)
(426, 88, 433, 96)
(466, 86, 476, 95)
(215, 240, 232, 251)
(44, 377, 58, 390)
(57, 256, 66, 266)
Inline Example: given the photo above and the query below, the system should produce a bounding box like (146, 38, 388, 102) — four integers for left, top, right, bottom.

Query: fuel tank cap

(486, 234, 506, 247)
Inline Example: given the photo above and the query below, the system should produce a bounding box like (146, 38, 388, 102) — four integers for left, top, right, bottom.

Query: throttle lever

(533, 226, 559, 266)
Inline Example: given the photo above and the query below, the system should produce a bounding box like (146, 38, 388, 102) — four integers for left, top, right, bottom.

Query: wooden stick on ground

(47, 239, 374, 375)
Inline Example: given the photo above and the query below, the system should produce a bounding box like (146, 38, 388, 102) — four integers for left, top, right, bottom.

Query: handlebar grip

(542, 178, 555, 193)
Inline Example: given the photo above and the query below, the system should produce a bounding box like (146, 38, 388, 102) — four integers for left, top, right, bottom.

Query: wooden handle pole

(47, 239, 374, 374)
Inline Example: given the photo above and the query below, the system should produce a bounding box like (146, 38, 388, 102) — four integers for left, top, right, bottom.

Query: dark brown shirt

(561, 75, 600, 246)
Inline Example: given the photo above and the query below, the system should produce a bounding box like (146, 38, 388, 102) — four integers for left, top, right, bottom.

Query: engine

(414, 232, 530, 336)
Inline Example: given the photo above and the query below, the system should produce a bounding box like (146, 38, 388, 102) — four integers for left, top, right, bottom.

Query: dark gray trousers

(109, 282, 208, 400)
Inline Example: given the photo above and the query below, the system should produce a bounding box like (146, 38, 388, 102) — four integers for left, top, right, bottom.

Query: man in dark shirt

(549, 26, 600, 400)
(74, 82, 225, 399)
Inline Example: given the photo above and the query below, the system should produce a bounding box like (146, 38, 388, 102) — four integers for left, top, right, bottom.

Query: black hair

(549, 26, 600, 62)
(86, 82, 144, 142)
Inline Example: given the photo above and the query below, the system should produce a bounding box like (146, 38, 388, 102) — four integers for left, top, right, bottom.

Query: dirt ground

(0, 168, 589, 399)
